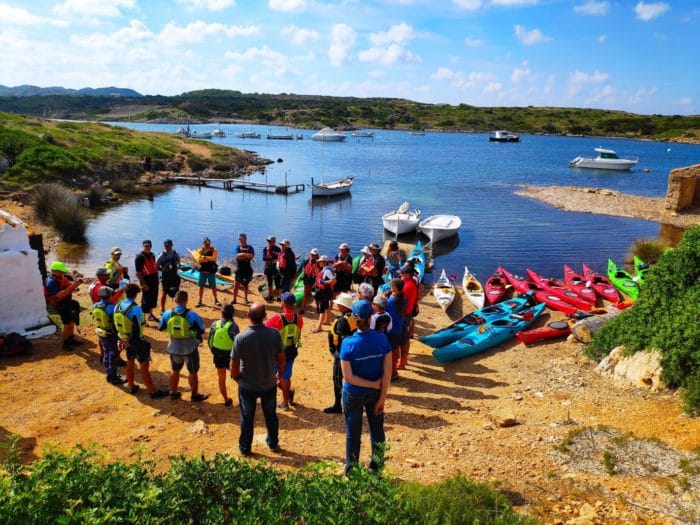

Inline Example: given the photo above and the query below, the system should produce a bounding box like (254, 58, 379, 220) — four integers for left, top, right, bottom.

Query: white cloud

(282, 25, 319, 45)
(432, 67, 458, 81)
(464, 37, 486, 47)
(492, 0, 537, 5)
(369, 23, 415, 46)
(676, 97, 693, 108)
(585, 84, 614, 106)
(452, 0, 483, 10)
(573, 1, 608, 15)
(635, 1, 669, 21)
(514, 25, 550, 45)
(159, 21, 258, 46)
(269, 0, 306, 12)
(367, 69, 385, 79)
(328, 23, 355, 67)
(360, 23, 419, 66)
(53, 0, 136, 18)
(597, 34, 607, 43)
(71, 20, 153, 49)
(176, 0, 235, 11)
(0, 3, 67, 26)
(484, 82, 502, 93)
(511, 61, 535, 83)
(225, 46, 299, 76)
(568, 69, 609, 96)
(628, 86, 657, 105)
(543, 74, 555, 94)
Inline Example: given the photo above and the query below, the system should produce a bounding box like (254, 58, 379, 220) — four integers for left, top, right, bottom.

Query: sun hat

(339, 242, 350, 250)
(95, 267, 109, 276)
(280, 291, 296, 305)
(360, 245, 370, 255)
(280, 239, 291, 247)
(400, 263, 416, 274)
(333, 292, 356, 310)
(373, 294, 388, 308)
(310, 248, 319, 256)
(318, 255, 330, 263)
(352, 300, 373, 319)
(111, 247, 122, 255)
(266, 235, 276, 242)
(50, 261, 69, 273)
(98, 286, 114, 299)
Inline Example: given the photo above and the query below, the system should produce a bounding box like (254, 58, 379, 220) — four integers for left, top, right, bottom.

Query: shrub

(109, 177, 139, 194)
(83, 184, 105, 207)
(628, 238, 666, 265)
(9, 144, 91, 182)
(31, 183, 88, 242)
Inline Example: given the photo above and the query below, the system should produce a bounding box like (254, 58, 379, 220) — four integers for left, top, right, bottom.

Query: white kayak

(462, 266, 485, 309)
(433, 268, 456, 312)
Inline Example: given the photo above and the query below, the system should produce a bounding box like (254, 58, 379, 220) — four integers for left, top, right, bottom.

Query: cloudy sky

(1, 0, 697, 115)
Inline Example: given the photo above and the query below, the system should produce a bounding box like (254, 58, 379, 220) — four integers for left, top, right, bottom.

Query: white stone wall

(0, 209, 56, 338)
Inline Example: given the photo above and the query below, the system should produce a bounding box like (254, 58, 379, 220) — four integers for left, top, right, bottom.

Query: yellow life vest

(92, 302, 114, 338)
(114, 301, 143, 341)
(167, 309, 195, 339)
(210, 319, 235, 351)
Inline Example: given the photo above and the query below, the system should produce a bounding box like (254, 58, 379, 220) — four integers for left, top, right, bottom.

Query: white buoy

(667, 148, 671, 153)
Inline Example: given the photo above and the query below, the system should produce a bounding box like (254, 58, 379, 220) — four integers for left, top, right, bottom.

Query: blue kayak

(178, 264, 234, 288)
(432, 302, 546, 363)
(380, 240, 427, 294)
(419, 296, 532, 348)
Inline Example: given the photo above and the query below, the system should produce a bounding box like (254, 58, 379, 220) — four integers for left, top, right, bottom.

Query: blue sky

(1, 0, 697, 115)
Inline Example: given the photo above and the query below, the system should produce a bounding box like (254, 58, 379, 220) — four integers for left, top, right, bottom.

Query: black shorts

(55, 299, 80, 325)
(161, 274, 181, 298)
(170, 350, 200, 373)
(212, 348, 231, 369)
(126, 339, 151, 363)
(388, 332, 401, 349)
(315, 287, 332, 314)
(235, 269, 253, 285)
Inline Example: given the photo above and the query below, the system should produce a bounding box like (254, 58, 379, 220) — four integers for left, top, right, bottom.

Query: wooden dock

(168, 176, 305, 195)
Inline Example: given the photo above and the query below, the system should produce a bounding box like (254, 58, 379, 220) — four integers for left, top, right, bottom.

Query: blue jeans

(342, 388, 385, 474)
(238, 386, 279, 453)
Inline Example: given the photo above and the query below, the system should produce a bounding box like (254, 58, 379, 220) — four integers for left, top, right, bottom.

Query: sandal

(195, 302, 204, 307)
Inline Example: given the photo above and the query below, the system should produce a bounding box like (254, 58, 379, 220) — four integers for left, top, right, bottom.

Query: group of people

(43, 234, 423, 474)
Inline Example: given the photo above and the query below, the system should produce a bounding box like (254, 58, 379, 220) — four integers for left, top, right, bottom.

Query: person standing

(398, 264, 418, 370)
(88, 268, 123, 305)
(135, 240, 159, 323)
(92, 286, 125, 385)
(262, 235, 282, 301)
(157, 239, 181, 314)
(233, 233, 255, 305)
(44, 261, 83, 350)
(386, 278, 405, 381)
(208, 303, 240, 407)
(158, 290, 208, 402)
(113, 283, 168, 398)
(277, 239, 297, 294)
(265, 292, 303, 410)
(370, 294, 393, 335)
(195, 237, 221, 307)
(368, 243, 386, 294)
(300, 248, 320, 314)
(385, 241, 406, 279)
(105, 247, 128, 288)
(340, 300, 392, 474)
(230, 302, 285, 455)
(324, 292, 357, 414)
(312, 255, 336, 333)
(333, 243, 353, 295)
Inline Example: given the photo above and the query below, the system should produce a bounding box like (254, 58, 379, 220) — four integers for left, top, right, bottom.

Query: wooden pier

(168, 176, 305, 195)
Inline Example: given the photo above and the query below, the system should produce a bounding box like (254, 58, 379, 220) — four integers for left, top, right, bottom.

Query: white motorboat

(489, 130, 520, 142)
(433, 269, 456, 312)
(312, 127, 347, 142)
(462, 266, 485, 309)
(311, 177, 354, 197)
(211, 124, 226, 137)
(418, 214, 462, 242)
(235, 131, 261, 139)
(189, 130, 212, 139)
(569, 147, 638, 170)
(352, 130, 374, 137)
(382, 202, 421, 235)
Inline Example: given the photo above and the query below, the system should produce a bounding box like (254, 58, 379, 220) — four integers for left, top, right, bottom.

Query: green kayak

(292, 270, 305, 306)
(633, 256, 650, 287)
(607, 259, 639, 300)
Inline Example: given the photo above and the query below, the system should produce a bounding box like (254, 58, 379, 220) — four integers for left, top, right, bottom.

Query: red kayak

(516, 320, 571, 344)
(581, 263, 622, 304)
(499, 266, 579, 315)
(484, 270, 508, 305)
(563, 264, 597, 305)
(526, 268, 592, 311)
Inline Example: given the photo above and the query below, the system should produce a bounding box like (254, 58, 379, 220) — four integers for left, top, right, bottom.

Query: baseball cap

(373, 294, 388, 308)
(142, 239, 152, 247)
(280, 239, 291, 247)
(164, 239, 173, 245)
(50, 261, 68, 273)
(280, 292, 296, 305)
(318, 255, 330, 263)
(111, 247, 122, 255)
(310, 248, 319, 256)
(266, 235, 276, 242)
(352, 300, 373, 319)
(368, 242, 380, 250)
(339, 242, 350, 250)
(98, 286, 114, 299)
(95, 267, 109, 276)
(400, 263, 416, 274)
(203, 237, 211, 243)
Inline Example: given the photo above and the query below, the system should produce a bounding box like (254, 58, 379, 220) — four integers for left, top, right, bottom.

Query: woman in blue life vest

(208, 303, 240, 407)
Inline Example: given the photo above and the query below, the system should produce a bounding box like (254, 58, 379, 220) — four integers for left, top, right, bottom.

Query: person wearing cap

(299, 248, 320, 314)
(92, 286, 125, 385)
(233, 233, 255, 305)
(105, 247, 128, 288)
(265, 291, 304, 409)
(324, 292, 357, 413)
(277, 239, 297, 294)
(312, 255, 336, 333)
(135, 240, 159, 323)
(356, 246, 373, 286)
(334, 243, 353, 295)
(88, 267, 123, 305)
(158, 290, 209, 402)
(157, 239, 181, 313)
(194, 237, 221, 308)
(208, 303, 240, 407)
(45, 261, 84, 349)
(262, 236, 282, 301)
(370, 294, 393, 335)
(339, 300, 392, 474)
(386, 241, 407, 279)
(230, 302, 285, 455)
(368, 243, 387, 294)
(398, 263, 419, 370)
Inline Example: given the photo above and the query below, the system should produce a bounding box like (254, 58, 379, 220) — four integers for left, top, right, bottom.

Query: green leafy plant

(602, 450, 616, 475)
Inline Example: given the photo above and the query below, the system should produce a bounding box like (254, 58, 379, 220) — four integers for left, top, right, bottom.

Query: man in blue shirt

(158, 290, 208, 402)
(339, 299, 392, 475)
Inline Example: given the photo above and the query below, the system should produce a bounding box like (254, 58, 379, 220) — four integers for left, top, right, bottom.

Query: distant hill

(0, 85, 142, 98)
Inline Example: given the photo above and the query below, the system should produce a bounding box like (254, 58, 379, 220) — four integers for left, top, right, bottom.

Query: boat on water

(462, 266, 485, 309)
(418, 214, 461, 242)
(352, 130, 374, 137)
(267, 132, 294, 140)
(311, 127, 346, 142)
(189, 130, 212, 139)
(211, 125, 226, 138)
(433, 269, 456, 312)
(235, 131, 261, 139)
(569, 147, 638, 170)
(489, 130, 520, 142)
(382, 202, 421, 235)
(310, 150, 354, 197)
(407, 130, 425, 135)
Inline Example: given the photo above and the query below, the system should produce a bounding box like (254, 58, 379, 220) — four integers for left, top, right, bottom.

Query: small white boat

(462, 266, 485, 309)
(489, 130, 520, 142)
(382, 202, 421, 235)
(312, 127, 346, 142)
(408, 130, 425, 135)
(433, 269, 456, 312)
(189, 130, 212, 139)
(418, 214, 462, 242)
(311, 177, 354, 197)
(211, 125, 226, 138)
(267, 133, 294, 140)
(235, 131, 261, 139)
(569, 147, 638, 171)
(352, 130, 374, 137)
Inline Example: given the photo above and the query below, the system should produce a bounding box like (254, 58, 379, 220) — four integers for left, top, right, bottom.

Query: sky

(0, 0, 698, 115)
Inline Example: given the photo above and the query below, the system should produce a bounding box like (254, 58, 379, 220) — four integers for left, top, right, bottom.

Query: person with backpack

(158, 290, 208, 402)
(208, 303, 240, 407)
(44, 261, 83, 350)
(156, 239, 181, 313)
(312, 255, 336, 333)
(92, 286, 125, 385)
(277, 239, 297, 294)
(114, 283, 168, 398)
(323, 292, 357, 414)
(265, 292, 303, 410)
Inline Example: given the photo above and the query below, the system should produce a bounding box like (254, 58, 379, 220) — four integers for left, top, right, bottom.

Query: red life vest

(141, 252, 158, 276)
(304, 259, 319, 278)
(44, 274, 72, 307)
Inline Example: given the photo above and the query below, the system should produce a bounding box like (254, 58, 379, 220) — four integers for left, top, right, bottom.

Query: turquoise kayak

(607, 259, 639, 300)
(178, 265, 234, 288)
(406, 240, 426, 282)
(432, 302, 546, 363)
(419, 296, 532, 348)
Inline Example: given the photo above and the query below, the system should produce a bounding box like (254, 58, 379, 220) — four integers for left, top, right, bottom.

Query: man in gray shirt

(230, 302, 285, 455)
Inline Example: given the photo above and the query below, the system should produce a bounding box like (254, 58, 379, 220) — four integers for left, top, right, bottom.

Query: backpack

(114, 302, 137, 341)
(167, 309, 193, 339)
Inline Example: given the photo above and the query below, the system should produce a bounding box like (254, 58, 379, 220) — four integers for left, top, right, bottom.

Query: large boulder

(596, 345, 665, 391)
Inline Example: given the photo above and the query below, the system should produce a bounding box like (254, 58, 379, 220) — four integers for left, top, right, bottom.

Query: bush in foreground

(0, 441, 531, 524)
(31, 183, 88, 243)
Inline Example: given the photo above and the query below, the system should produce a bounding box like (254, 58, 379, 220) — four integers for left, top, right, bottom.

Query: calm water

(65, 123, 700, 282)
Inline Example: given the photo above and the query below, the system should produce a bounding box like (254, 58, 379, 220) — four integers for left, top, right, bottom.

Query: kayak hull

(582, 263, 621, 304)
(607, 259, 639, 300)
(516, 320, 571, 344)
